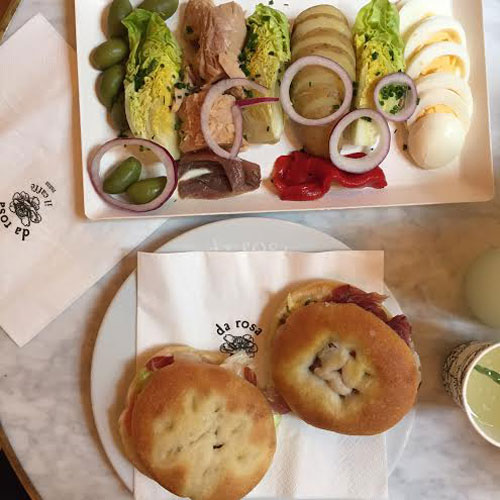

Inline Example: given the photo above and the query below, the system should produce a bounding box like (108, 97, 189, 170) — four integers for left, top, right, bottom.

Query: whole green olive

(108, 0, 133, 38)
(138, 0, 179, 20)
(127, 177, 167, 204)
(97, 63, 126, 109)
(103, 157, 142, 194)
(91, 38, 129, 71)
(110, 92, 129, 132)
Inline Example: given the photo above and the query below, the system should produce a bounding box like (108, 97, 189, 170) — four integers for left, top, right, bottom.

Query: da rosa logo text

(215, 320, 262, 357)
(0, 182, 56, 241)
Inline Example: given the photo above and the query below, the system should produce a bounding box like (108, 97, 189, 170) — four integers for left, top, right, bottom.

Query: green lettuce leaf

(352, 0, 405, 146)
(239, 4, 291, 144)
(123, 9, 182, 158)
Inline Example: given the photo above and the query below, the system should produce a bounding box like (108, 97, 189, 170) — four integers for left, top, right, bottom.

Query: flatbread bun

(118, 346, 227, 475)
(271, 302, 419, 435)
(126, 358, 276, 500)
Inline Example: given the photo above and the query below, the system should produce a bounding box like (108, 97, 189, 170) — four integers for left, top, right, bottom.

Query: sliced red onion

(329, 109, 391, 174)
(280, 55, 353, 127)
(374, 73, 418, 123)
(229, 105, 243, 157)
(236, 97, 280, 108)
(201, 78, 268, 159)
(88, 138, 177, 212)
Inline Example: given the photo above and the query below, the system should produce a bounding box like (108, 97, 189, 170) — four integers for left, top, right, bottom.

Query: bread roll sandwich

(119, 346, 276, 500)
(271, 281, 420, 435)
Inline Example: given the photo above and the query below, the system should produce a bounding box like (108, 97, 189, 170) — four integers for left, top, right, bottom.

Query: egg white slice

(399, 0, 453, 40)
(404, 16, 467, 61)
(407, 41, 470, 80)
(416, 73, 473, 116)
(407, 88, 471, 131)
(408, 113, 466, 169)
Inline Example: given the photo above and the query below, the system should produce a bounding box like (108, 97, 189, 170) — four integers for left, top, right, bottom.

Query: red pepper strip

(332, 153, 388, 189)
(272, 151, 334, 201)
(271, 151, 387, 202)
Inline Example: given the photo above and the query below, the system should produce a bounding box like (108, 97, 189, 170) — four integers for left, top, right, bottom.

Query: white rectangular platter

(75, 0, 494, 220)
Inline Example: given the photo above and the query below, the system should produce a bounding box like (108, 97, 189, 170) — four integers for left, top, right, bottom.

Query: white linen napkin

(0, 15, 163, 346)
(136, 251, 388, 499)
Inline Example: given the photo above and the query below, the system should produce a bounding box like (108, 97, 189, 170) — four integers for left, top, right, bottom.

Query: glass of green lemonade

(443, 341, 500, 447)
(464, 344, 500, 446)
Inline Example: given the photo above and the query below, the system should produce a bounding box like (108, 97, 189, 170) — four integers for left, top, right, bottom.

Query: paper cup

(443, 341, 500, 447)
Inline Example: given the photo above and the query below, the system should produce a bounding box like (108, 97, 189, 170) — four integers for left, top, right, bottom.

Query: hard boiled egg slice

(399, 0, 453, 40)
(404, 16, 466, 61)
(407, 88, 471, 130)
(407, 42, 470, 80)
(408, 113, 465, 169)
(416, 73, 473, 115)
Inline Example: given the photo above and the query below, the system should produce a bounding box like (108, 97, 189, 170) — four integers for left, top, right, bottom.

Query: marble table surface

(1, 1, 500, 499)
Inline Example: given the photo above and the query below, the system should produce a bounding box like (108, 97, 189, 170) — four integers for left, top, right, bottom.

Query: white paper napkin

(0, 15, 163, 346)
(136, 251, 388, 499)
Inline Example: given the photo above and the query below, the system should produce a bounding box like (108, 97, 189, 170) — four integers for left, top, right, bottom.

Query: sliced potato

(290, 5, 355, 158)
(291, 122, 333, 158)
(292, 16, 351, 43)
(292, 28, 355, 63)
(291, 66, 343, 96)
(296, 94, 340, 119)
(292, 45, 355, 80)
(294, 5, 348, 26)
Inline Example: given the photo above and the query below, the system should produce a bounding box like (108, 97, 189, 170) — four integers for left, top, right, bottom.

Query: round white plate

(90, 217, 414, 491)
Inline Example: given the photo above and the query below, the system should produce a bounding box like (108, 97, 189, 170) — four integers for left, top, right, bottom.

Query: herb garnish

(475, 365, 500, 385)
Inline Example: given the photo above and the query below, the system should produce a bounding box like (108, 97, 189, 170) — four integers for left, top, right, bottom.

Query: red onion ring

(329, 109, 391, 174)
(374, 73, 418, 123)
(88, 138, 177, 212)
(280, 55, 353, 127)
(236, 97, 280, 108)
(229, 105, 243, 158)
(201, 78, 268, 159)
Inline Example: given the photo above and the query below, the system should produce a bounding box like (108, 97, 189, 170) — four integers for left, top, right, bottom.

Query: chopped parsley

(371, 52, 379, 61)
(268, 0, 274, 4)
(268, 50, 275, 56)
(243, 89, 254, 98)
(389, 49, 395, 62)
(332, 104, 340, 111)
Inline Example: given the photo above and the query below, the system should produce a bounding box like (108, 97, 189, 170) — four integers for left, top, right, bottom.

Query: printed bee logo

(0, 181, 55, 241)
(220, 334, 258, 357)
(9, 192, 42, 227)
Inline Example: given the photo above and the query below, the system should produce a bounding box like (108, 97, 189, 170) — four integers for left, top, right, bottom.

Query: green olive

(138, 0, 179, 20)
(103, 157, 142, 194)
(110, 92, 129, 132)
(91, 38, 129, 71)
(127, 177, 167, 204)
(108, 0, 133, 38)
(98, 63, 126, 109)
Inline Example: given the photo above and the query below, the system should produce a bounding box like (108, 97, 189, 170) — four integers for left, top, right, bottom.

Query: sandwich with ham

(270, 281, 421, 435)
(119, 346, 277, 500)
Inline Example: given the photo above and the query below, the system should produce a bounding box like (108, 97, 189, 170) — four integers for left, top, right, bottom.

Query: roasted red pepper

(271, 151, 387, 201)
